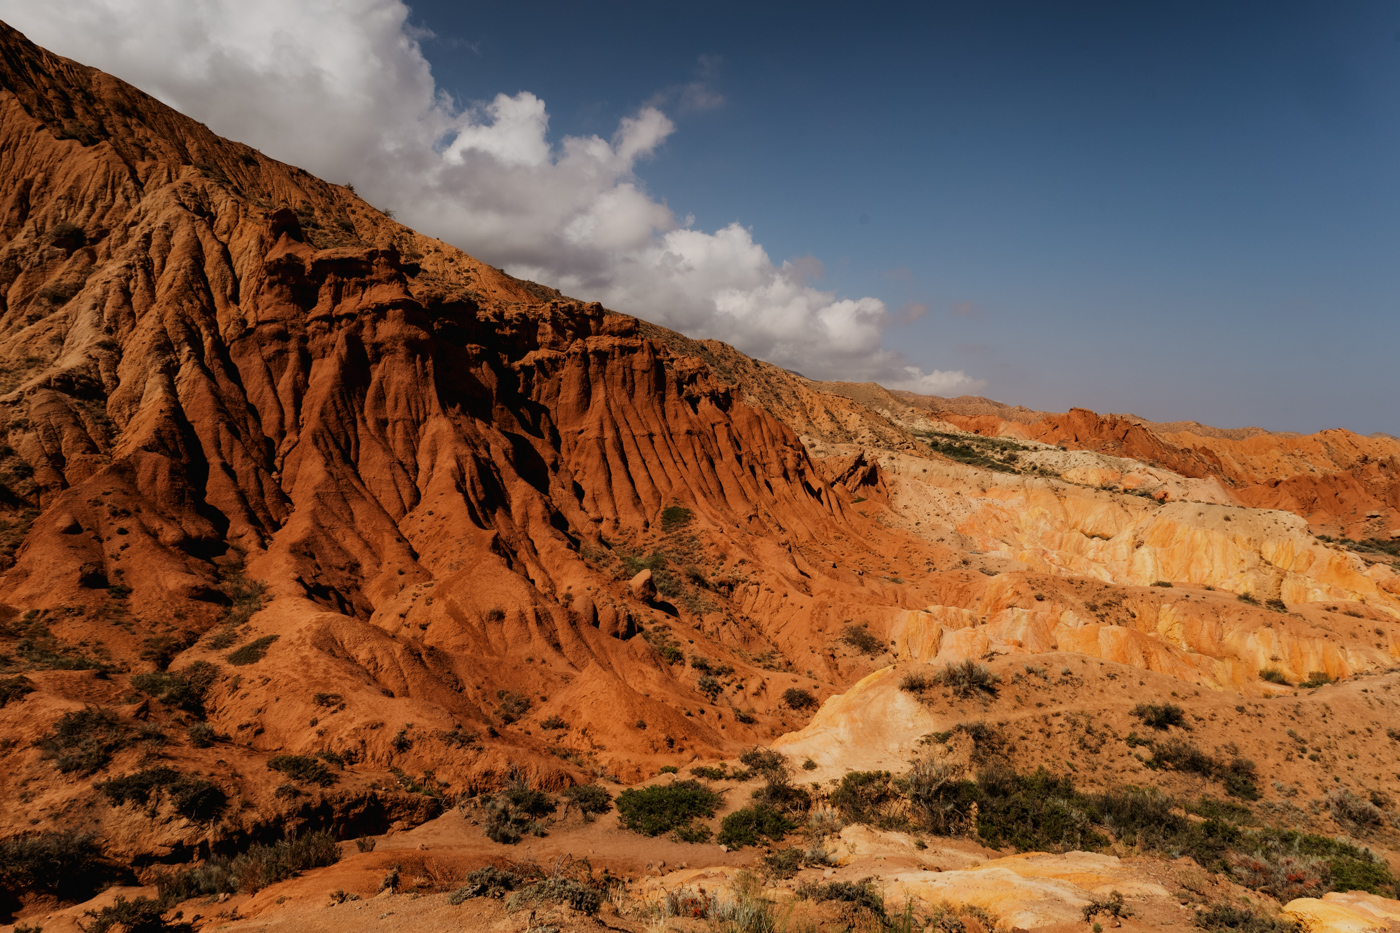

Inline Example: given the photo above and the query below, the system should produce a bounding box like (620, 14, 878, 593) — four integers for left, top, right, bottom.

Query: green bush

(974, 766, 1107, 852)
(267, 754, 338, 787)
(615, 780, 723, 836)
(1132, 702, 1186, 730)
(226, 634, 278, 666)
(717, 803, 795, 848)
(1259, 668, 1290, 686)
(1300, 671, 1335, 689)
(34, 706, 135, 775)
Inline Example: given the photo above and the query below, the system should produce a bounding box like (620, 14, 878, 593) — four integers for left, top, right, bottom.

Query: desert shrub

(796, 877, 885, 917)
(1264, 598, 1288, 613)
(267, 754, 338, 787)
(506, 877, 604, 915)
(900, 758, 976, 834)
(692, 765, 729, 780)
(1152, 580, 1174, 588)
(97, 766, 176, 807)
(34, 706, 135, 775)
(1229, 851, 1330, 901)
(233, 831, 338, 893)
(1326, 789, 1384, 831)
(1300, 671, 1335, 688)
(496, 691, 531, 723)
(936, 659, 1001, 699)
(672, 822, 714, 843)
(0, 674, 34, 707)
(718, 803, 796, 848)
(0, 830, 108, 902)
(954, 720, 1007, 763)
(83, 894, 191, 933)
(1238, 592, 1259, 605)
(899, 670, 934, 692)
(1196, 904, 1300, 933)
(483, 781, 556, 844)
(226, 634, 278, 666)
(761, 847, 806, 879)
(187, 723, 220, 748)
(439, 728, 479, 749)
(829, 770, 901, 827)
(752, 774, 811, 815)
(615, 780, 722, 837)
(46, 221, 87, 249)
(1148, 738, 1216, 775)
(697, 673, 721, 700)
(139, 632, 199, 671)
(561, 784, 612, 816)
(1218, 757, 1260, 801)
(1132, 702, 1186, 730)
(660, 504, 694, 532)
(1082, 891, 1131, 922)
(1259, 668, 1290, 686)
(157, 831, 339, 899)
(840, 623, 883, 656)
(739, 746, 788, 777)
(448, 865, 528, 902)
(313, 692, 343, 707)
(131, 661, 220, 717)
(782, 686, 817, 710)
(540, 714, 568, 730)
(1146, 739, 1258, 800)
(1242, 828, 1394, 896)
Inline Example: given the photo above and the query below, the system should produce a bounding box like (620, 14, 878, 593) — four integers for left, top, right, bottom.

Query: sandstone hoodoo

(1, 20, 1398, 933)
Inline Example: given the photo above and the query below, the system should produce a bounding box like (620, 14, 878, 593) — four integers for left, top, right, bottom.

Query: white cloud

(0, 0, 982, 392)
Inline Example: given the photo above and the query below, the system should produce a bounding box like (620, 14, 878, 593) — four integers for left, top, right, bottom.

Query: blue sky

(414, 0, 1400, 433)
(4, 1, 1397, 434)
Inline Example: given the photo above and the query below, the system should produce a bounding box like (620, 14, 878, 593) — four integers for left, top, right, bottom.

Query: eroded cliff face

(0, 20, 949, 852)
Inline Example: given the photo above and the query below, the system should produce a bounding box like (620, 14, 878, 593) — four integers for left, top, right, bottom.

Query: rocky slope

(1, 20, 1398, 933)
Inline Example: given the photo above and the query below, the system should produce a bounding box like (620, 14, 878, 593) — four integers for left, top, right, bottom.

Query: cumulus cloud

(0, 0, 982, 392)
